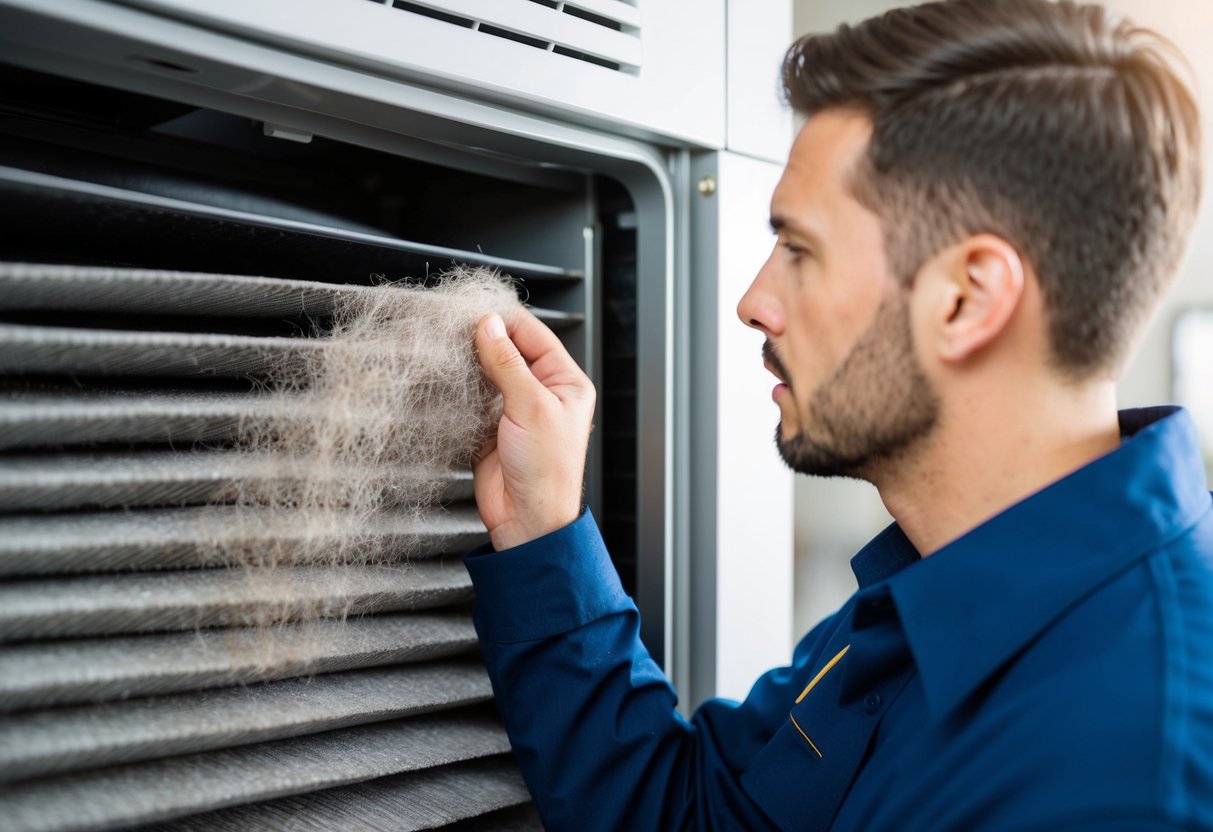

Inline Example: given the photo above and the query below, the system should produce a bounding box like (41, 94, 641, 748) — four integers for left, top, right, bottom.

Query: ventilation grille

(366, 0, 643, 74)
(0, 261, 564, 831)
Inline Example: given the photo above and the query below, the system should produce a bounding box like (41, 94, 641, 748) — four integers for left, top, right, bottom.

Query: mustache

(762, 340, 791, 387)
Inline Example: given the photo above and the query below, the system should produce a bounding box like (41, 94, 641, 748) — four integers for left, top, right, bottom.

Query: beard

(771, 289, 939, 480)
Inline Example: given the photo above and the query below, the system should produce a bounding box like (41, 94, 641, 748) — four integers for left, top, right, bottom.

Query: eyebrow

(769, 215, 822, 246)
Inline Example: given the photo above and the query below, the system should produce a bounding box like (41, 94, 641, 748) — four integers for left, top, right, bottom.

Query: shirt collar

(849, 406, 1211, 721)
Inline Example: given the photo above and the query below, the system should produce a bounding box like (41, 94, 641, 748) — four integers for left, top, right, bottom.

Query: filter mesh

(0, 264, 539, 830)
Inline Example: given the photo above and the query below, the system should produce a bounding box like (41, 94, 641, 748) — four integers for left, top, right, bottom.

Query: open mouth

(762, 340, 792, 402)
(762, 340, 789, 385)
(764, 361, 786, 384)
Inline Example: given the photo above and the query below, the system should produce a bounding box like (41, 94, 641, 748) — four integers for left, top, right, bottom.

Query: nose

(737, 249, 784, 336)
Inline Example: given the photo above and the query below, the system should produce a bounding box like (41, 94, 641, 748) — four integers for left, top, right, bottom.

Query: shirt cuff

(463, 509, 634, 643)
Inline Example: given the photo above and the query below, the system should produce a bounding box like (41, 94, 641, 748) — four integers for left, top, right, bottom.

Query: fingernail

(485, 314, 506, 340)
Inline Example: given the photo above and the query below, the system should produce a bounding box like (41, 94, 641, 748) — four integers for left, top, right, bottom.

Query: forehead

(771, 109, 875, 231)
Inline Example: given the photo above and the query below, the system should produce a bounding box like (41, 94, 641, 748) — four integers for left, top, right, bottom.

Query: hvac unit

(0, 1, 794, 828)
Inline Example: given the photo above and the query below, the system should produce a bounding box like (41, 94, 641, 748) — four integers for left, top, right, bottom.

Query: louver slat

(0, 451, 474, 512)
(0, 660, 494, 783)
(143, 756, 532, 832)
(0, 612, 478, 710)
(0, 504, 487, 576)
(2, 710, 512, 832)
(0, 167, 583, 282)
(0, 560, 472, 641)
(567, 0, 642, 28)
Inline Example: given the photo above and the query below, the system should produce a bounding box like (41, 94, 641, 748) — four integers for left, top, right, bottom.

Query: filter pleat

(0, 264, 357, 318)
(0, 560, 473, 641)
(0, 504, 486, 576)
(0, 612, 478, 711)
(0, 391, 296, 451)
(0, 324, 313, 378)
(0, 261, 536, 826)
(0, 450, 474, 512)
(0, 263, 583, 329)
(0, 660, 494, 783)
(1, 710, 513, 832)
(141, 756, 533, 832)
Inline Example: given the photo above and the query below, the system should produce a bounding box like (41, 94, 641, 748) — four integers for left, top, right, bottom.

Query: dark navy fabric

(465, 407, 1213, 831)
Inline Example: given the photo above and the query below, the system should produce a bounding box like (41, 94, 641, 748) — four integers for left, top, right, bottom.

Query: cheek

(785, 292, 863, 384)
(906, 288, 938, 379)
(782, 239, 895, 385)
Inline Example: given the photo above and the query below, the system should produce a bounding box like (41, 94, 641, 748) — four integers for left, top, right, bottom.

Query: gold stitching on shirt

(795, 644, 851, 704)
(789, 713, 823, 758)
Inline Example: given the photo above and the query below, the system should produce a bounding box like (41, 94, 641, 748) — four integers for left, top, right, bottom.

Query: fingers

(475, 313, 548, 407)
(471, 309, 594, 550)
(505, 307, 568, 367)
(471, 434, 497, 468)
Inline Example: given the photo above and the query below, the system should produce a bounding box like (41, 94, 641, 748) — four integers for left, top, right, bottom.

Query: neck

(876, 379, 1121, 556)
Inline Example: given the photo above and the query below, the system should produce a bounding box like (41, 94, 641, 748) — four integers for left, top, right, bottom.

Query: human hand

(472, 309, 596, 551)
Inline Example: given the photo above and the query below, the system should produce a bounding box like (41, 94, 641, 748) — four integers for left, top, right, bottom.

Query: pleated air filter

(0, 263, 555, 832)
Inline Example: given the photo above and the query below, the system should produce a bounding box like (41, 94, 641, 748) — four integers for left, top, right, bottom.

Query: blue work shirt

(465, 407, 1213, 830)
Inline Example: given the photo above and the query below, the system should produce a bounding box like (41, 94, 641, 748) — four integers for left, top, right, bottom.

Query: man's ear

(924, 234, 1026, 365)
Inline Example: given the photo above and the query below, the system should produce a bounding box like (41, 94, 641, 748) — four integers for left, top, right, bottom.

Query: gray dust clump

(204, 266, 522, 645)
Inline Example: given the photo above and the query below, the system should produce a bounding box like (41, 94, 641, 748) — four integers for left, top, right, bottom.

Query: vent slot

(389, 1, 476, 29)
(376, 0, 643, 75)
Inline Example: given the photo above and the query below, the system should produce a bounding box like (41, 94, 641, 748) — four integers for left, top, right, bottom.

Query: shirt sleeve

(464, 510, 836, 831)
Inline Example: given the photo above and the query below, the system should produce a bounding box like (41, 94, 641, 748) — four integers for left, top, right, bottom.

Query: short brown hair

(783, 0, 1202, 377)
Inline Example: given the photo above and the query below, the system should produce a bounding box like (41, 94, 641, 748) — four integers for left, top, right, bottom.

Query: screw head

(697, 176, 717, 196)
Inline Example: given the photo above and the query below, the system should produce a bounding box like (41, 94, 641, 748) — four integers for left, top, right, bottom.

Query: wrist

(490, 506, 583, 551)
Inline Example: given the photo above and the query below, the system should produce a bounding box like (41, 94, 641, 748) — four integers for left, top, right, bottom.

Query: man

(464, 0, 1213, 828)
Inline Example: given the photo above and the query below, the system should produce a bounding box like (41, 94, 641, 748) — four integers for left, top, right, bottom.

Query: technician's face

(736, 110, 938, 479)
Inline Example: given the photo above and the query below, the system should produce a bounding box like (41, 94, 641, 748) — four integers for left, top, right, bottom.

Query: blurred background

(789, 0, 1213, 636)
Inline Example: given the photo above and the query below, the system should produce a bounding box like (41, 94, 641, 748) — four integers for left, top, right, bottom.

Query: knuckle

(520, 392, 554, 424)
(575, 379, 597, 408)
(494, 342, 526, 370)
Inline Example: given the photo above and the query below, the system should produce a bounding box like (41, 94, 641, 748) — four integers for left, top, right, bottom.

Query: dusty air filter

(0, 262, 562, 831)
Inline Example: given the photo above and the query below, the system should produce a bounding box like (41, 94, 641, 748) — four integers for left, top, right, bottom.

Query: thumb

(476, 313, 543, 405)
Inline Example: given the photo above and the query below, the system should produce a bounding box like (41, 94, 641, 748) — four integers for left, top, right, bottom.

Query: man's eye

(783, 243, 808, 260)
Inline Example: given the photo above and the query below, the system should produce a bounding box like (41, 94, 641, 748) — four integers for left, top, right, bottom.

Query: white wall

(1108, 0, 1213, 413)
(711, 152, 796, 702)
(685, 1, 795, 705)
(790, 0, 1213, 636)
(727, 0, 794, 162)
